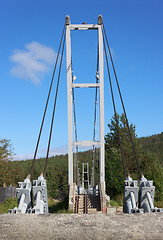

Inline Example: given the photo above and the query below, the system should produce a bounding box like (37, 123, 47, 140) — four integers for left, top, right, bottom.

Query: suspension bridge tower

(65, 15, 106, 212)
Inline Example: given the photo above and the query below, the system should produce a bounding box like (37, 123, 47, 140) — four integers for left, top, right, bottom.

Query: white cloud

(13, 145, 68, 161)
(12, 153, 33, 161)
(110, 47, 117, 60)
(40, 145, 68, 157)
(10, 41, 56, 84)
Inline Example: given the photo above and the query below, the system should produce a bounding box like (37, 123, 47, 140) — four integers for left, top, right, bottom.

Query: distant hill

(1, 133, 162, 202)
(139, 132, 163, 166)
(13, 150, 94, 199)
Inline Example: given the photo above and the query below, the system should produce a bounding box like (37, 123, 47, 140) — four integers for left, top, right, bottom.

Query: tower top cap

(65, 15, 70, 25)
(98, 15, 103, 25)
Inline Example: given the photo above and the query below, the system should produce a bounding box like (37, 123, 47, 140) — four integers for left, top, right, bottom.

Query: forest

(0, 114, 163, 211)
(139, 132, 163, 166)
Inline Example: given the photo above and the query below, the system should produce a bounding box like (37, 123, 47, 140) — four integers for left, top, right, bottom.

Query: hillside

(11, 151, 94, 200)
(139, 132, 163, 166)
(1, 131, 163, 204)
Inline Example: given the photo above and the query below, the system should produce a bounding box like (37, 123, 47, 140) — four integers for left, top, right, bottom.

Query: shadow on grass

(48, 195, 71, 213)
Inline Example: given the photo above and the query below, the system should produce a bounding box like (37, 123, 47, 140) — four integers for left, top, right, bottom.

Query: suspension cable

(103, 34, 127, 179)
(43, 30, 66, 177)
(103, 25, 141, 178)
(30, 25, 66, 177)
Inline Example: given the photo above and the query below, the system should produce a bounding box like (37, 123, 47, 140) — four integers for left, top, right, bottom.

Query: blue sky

(0, 0, 163, 160)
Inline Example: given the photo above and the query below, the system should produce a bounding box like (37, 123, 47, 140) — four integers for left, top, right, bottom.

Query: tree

(105, 113, 163, 201)
(105, 113, 139, 177)
(105, 147, 124, 197)
(0, 139, 24, 187)
(0, 139, 14, 161)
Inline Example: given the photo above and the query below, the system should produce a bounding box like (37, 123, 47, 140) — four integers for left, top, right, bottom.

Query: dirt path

(0, 213, 163, 240)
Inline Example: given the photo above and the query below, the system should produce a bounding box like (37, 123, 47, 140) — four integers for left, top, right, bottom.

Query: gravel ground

(0, 213, 163, 240)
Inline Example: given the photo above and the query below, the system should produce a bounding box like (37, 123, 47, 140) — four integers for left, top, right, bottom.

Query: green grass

(110, 199, 120, 207)
(154, 200, 163, 208)
(110, 195, 163, 209)
(110, 194, 123, 207)
(0, 197, 17, 214)
(48, 196, 72, 213)
(0, 197, 71, 214)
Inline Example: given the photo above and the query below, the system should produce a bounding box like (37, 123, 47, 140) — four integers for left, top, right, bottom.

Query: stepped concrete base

(98, 182, 106, 213)
(106, 207, 116, 214)
(69, 183, 75, 212)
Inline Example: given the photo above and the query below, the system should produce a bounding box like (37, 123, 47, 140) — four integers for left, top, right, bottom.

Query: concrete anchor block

(123, 176, 144, 214)
(9, 176, 32, 214)
(29, 174, 48, 214)
(139, 175, 163, 213)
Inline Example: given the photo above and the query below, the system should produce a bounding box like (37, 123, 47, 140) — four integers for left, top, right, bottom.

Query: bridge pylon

(65, 15, 106, 212)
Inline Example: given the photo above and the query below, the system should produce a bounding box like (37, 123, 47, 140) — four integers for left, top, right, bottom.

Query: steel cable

(103, 25, 141, 178)
(103, 34, 127, 178)
(30, 25, 66, 177)
(43, 30, 66, 177)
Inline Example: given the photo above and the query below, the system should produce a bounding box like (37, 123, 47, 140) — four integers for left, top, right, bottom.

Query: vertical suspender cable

(72, 71, 78, 143)
(30, 25, 66, 177)
(71, 61, 81, 186)
(92, 42, 99, 186)
(93, 45, 99, 142)
(103, 34, 127, 179)
(43, 30, 66, 177)
(103, 25, 141, 179)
